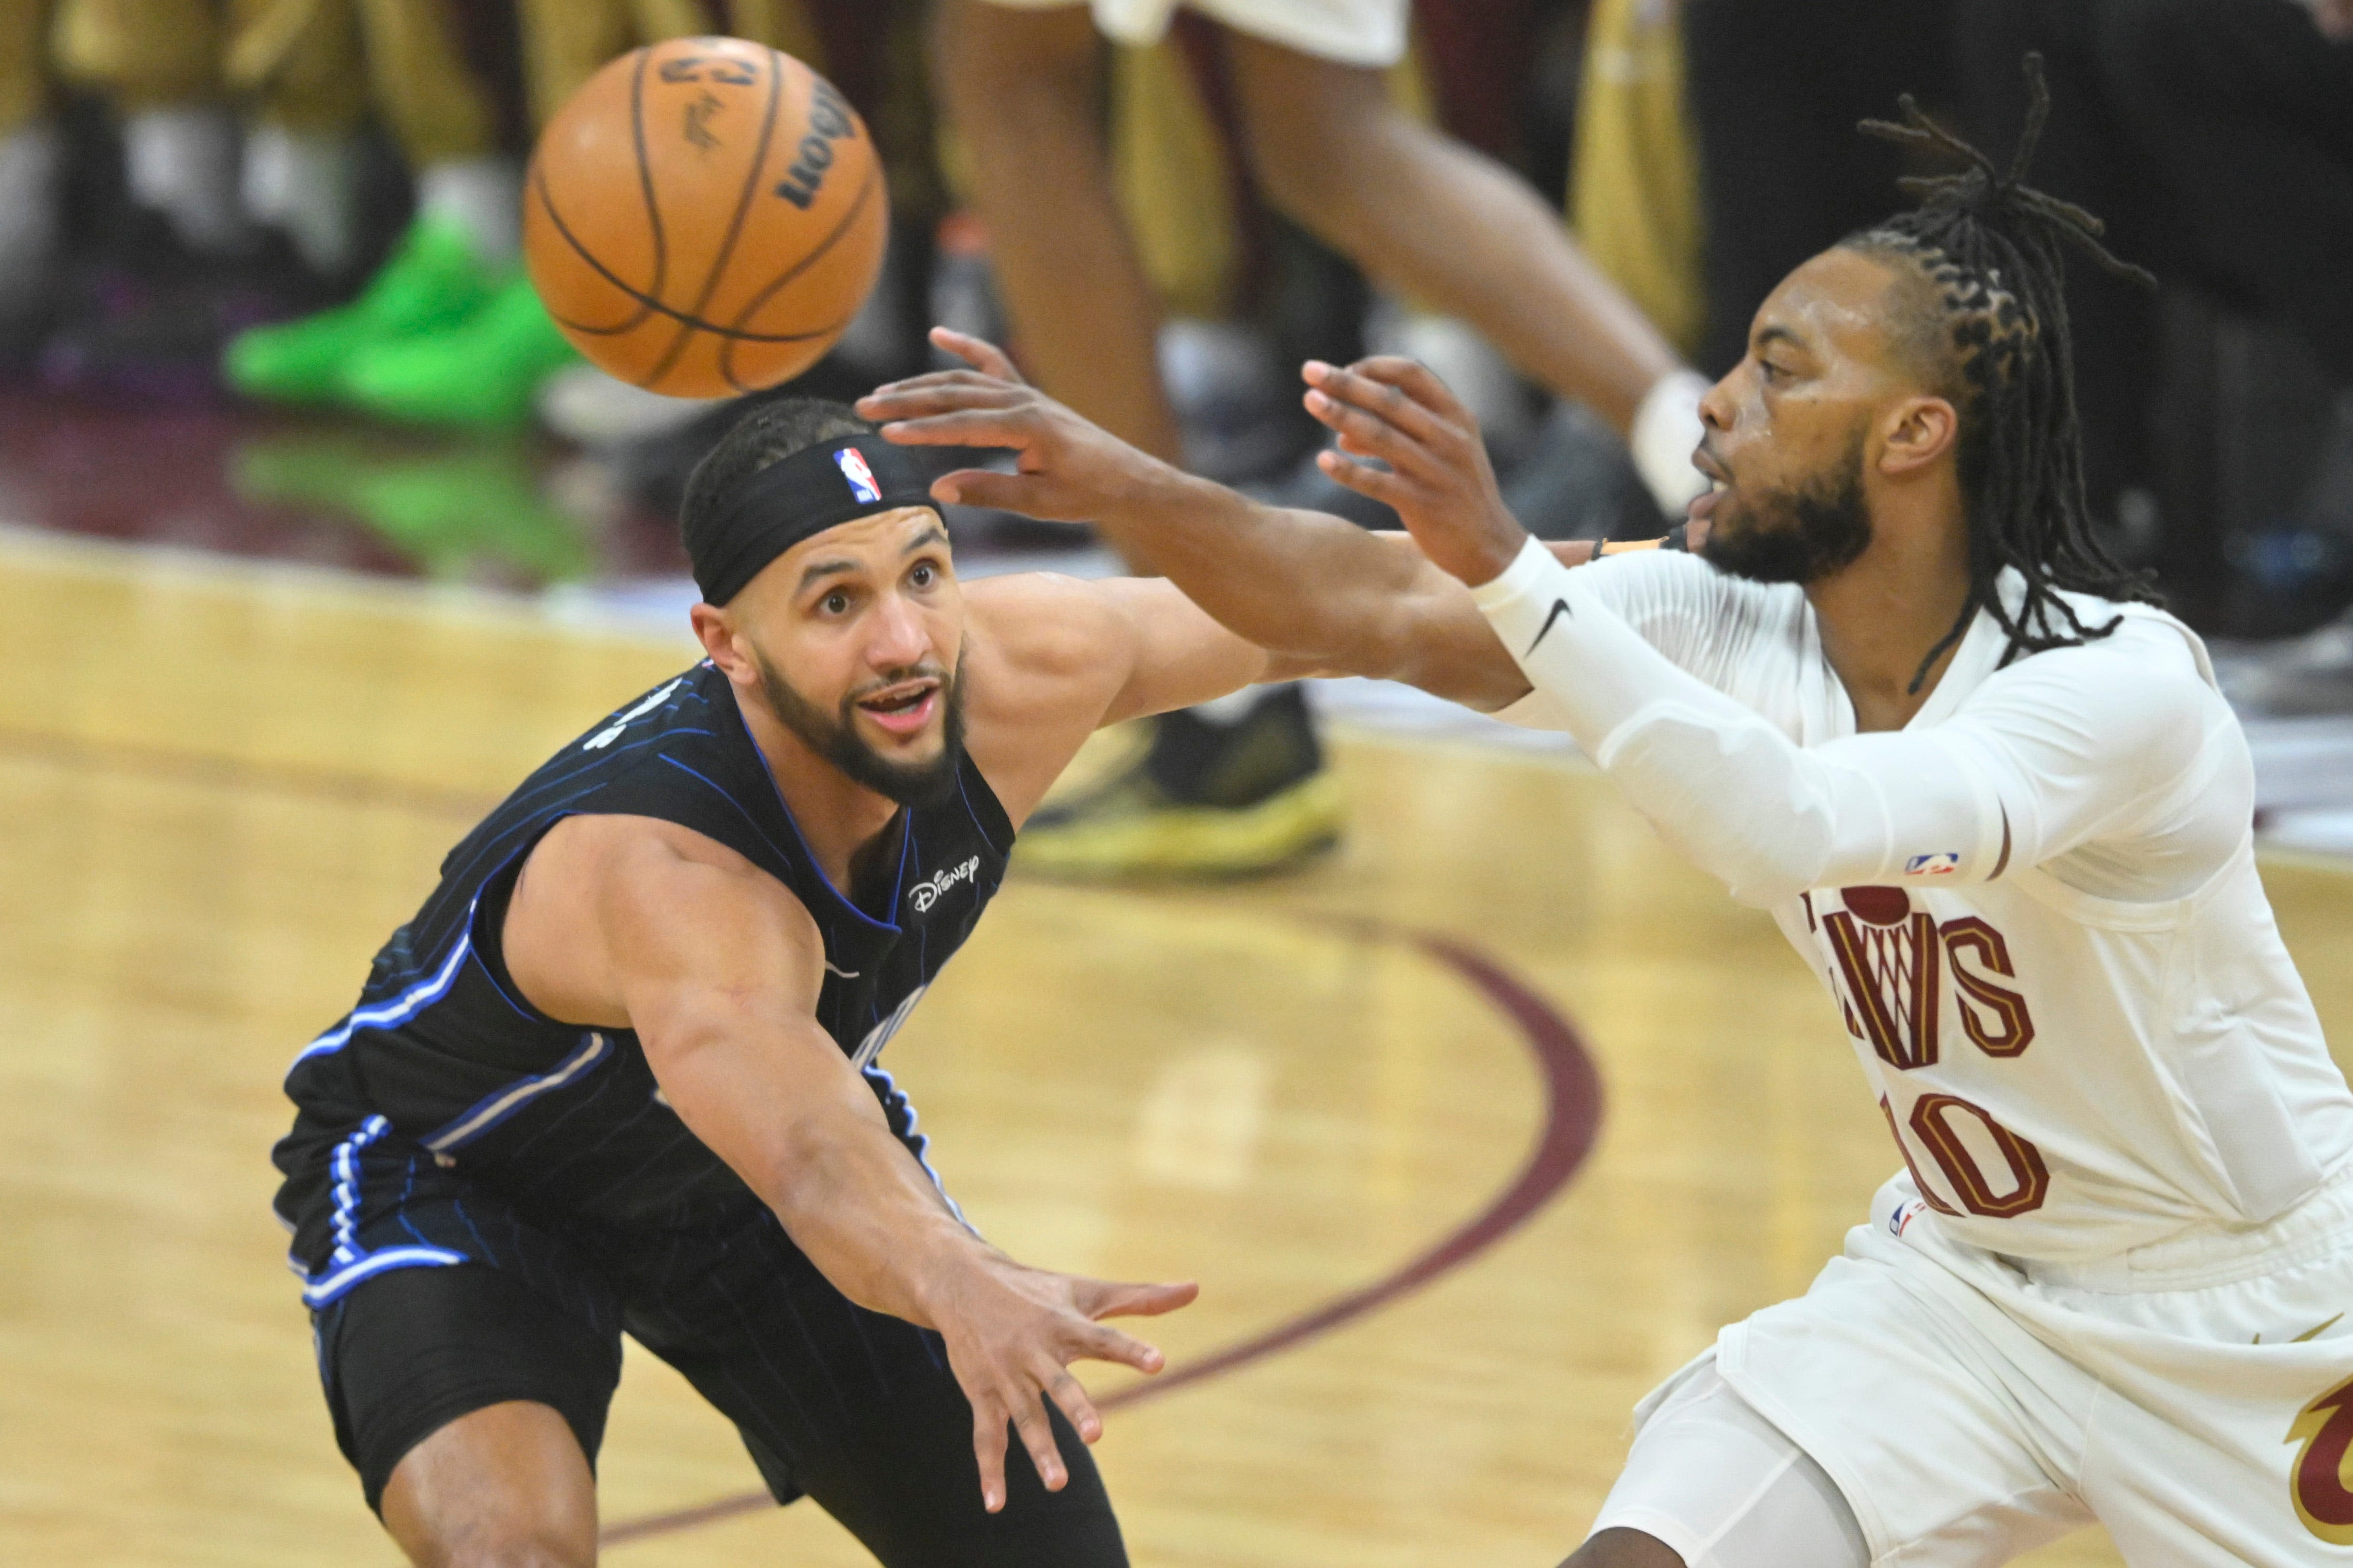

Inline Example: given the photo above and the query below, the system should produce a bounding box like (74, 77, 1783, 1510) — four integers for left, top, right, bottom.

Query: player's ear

(1878, 394, 1959, 479)
(690, 603, 756, 687)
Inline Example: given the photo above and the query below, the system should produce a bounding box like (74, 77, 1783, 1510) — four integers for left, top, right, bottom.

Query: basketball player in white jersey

(860, 70, 2353, 1566)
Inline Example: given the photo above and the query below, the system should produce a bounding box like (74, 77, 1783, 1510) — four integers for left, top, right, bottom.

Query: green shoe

(223, 214, 499, 404)
(341, 273, 579, 427)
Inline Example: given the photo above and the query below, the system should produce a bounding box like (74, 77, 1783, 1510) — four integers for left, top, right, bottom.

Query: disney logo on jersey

(908, 856, 981, 915)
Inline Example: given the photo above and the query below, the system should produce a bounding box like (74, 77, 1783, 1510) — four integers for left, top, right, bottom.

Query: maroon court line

(601, 922, 1605, 1550)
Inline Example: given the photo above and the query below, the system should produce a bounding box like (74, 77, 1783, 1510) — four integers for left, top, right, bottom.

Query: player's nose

(1699, 371, 1736, 434)
(865, 589, 932, 667)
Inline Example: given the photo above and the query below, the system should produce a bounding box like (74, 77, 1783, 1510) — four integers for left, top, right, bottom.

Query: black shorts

(306, 1182, 1126, 1566)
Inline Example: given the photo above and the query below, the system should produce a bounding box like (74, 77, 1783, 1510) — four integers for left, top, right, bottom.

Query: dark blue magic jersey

(272, 660, 1011, 1307)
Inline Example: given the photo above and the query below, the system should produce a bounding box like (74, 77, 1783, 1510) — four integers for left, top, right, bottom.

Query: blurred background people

(1951, 0, 2353, 640)
(923, 0, 1715, 877)
(7, 0, 2353, 842)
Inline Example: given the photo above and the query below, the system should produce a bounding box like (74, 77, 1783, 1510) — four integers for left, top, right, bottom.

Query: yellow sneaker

(1016, 687, 1345, 879)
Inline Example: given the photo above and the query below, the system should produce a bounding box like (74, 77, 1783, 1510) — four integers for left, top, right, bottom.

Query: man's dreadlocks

(1840, 54, 2161, 691)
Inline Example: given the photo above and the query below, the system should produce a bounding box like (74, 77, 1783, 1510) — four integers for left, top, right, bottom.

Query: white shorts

(972, 0, 1409, 68)
(1601, 1173, 2353, 1567)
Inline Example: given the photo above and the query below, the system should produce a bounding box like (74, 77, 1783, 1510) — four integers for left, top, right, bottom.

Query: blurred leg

(232, 0, 366, 274)
(932, 0, 1183, 462)
(49, 0, 221, 110)
(515, 0, 635, 129)
(0, 0, 52, 135)
(353, 0, 500, 173)
(1227, 33, 1678, 437)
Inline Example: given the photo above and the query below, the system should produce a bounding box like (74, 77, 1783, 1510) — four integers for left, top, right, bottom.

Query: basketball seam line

(532, 165, 856, 344)
(627, 45, 668, 337)
(640, 45, 787, 390)
(717, 157, 881, 392)
(525, 48, 669, 340)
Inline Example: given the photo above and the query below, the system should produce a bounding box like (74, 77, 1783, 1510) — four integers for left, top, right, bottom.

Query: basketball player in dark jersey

(272, 397, 1324, 1566)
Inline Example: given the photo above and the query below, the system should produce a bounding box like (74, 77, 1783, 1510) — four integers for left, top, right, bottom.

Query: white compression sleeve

(1469, 538, 2006, 907)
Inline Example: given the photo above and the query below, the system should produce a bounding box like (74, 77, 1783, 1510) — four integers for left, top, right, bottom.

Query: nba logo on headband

(835, 447, 881, 503)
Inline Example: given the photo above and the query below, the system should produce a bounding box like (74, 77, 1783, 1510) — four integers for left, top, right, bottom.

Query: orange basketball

(523, 38, 888, 399)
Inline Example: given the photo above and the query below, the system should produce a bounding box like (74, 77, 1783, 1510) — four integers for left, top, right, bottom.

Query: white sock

(1631, 367, 1713, 518)
(242, 122, 360, 274)
(123, 104, 247, 255)
(417, 157, 521, 266)
(0, 122, 61, 301)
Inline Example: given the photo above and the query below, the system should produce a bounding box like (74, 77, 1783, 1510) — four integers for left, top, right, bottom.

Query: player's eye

(821, 590, 851, 615)
(909, 563, 936, 589)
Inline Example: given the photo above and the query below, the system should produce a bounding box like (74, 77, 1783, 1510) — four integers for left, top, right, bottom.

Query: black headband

(688, 436, 941, 606)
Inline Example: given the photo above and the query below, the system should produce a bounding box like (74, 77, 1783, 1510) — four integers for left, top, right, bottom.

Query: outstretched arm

(1285, 357, 2235, 908)
(858, 332, 1539, 710)
(502, 816, 1196, 1511)
(955, 568, 1325, 825)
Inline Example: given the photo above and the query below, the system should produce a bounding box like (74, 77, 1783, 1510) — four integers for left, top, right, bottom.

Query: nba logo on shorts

(835, 447, 881, 503)
(1906, 851, 1961, 877)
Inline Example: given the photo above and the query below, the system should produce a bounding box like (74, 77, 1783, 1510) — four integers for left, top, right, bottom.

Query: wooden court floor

(6, 532, 2353, 1567)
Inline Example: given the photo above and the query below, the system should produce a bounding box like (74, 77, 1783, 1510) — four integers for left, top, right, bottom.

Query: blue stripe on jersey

(422, 1032, 613, 1154)
(303, 1114, 466, 1306)
(328, 1115, 390, 1262)
(701, 744, 909, 933)
(301, 1245, 465, 1308)
(863, 1064, 965, 1225)
(290, 920, 477, 1070)
(655, 755, 816, 894)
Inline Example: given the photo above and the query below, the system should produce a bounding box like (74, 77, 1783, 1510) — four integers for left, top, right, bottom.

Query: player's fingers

(862, 366, 1004, 397)
(1035, 1356, 1104, 1444)
(1344, 355, 1471, 424)
(1005, 1384, 1069, 1493)
(970, 1394, 1010, 1513)
(858, 382, 1025, 422)
(1067, 1318, 1167, 1374)
(1317, 448, 1417, 509)
(929, 325, 1024, 383)
(876, 408, 1038, 450)
(1301, 389, 1439, 479)
(1076, 1278, 1199, 1319)
(1302, 359, 1450, 445)
(855, 374, 1006, 415)
(928, 469, 1062, 515)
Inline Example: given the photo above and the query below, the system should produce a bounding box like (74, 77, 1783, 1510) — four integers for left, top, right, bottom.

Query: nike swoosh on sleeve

(1526, 598, 1574, 656)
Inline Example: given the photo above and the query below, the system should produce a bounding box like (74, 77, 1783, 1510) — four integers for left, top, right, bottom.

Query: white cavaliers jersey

(1493, 551, 2353, 1265)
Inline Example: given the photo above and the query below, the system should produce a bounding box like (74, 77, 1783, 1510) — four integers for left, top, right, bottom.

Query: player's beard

(1701, 427, 1873, 585)
(752, 646, 967, 809)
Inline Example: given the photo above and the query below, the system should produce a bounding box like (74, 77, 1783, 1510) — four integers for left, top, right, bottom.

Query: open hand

(857, 328, 1183, 522)
(924, 1251, 1197, 1512)
(1302, 356, 1530, 587)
